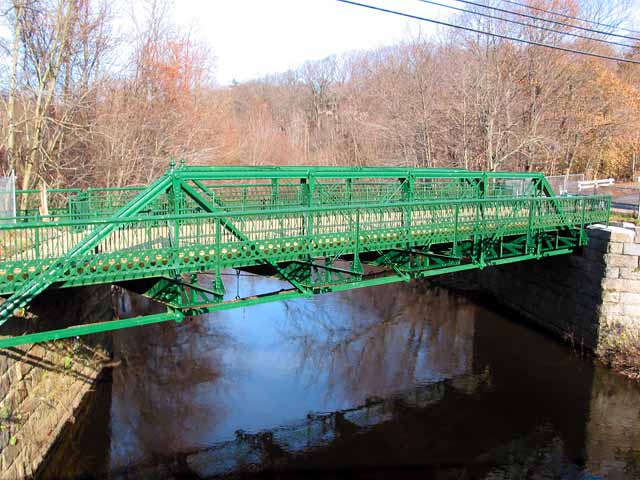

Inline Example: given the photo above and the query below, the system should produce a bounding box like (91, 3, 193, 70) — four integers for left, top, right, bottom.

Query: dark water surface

(40, 275, 640, 479)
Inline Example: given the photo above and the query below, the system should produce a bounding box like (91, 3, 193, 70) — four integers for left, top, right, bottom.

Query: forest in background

(0, 0, 639, 191)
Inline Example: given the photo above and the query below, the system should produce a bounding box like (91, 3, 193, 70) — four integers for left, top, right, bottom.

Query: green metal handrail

(0, 195, 609, 291)
(0, 194, 610, 232)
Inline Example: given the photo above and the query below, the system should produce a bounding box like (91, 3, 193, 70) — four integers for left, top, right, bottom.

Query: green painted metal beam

(0, 246, 581, 349)
(0, 311, 183, 349)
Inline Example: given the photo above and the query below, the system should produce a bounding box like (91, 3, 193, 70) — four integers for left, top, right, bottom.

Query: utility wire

(497, 0, 640, 36)
(336, 0, 640, 64)
(415, 0, 635, 49)
(453, 0, 640, 42)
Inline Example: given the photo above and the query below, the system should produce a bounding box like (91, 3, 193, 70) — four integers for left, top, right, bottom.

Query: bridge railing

(14, 187, 146, 219)
(7, 171, 561, 224)
(15, 188, 83, 217)
(0, 195, 610, 266)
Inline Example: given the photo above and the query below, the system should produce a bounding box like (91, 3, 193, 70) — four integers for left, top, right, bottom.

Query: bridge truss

(0, 163, 610, 348)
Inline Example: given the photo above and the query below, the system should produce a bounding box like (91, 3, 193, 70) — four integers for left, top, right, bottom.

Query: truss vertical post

(305, 208, 315, 264)
(242, 185, 247, 211)
(352, 209, 363, 274)
(304, 174, 315, 259)
(453, 202, 460, 257)
(308, 174, 315, 207)
(170, 159, 183, 247)
(480, 173, 487, 266)
(534, 198, 542, 257)
(271, 178, 279, 206)
(526, 197, 535, 253)
(214, 217, 224, 297)
(472, 199, 480, 264)
(526, 198, 532, 253)
(401, 174, 414, 230)
(34, 219, 40, 259)
(580, 197, 587, 245)
(301, 174, 315, 208)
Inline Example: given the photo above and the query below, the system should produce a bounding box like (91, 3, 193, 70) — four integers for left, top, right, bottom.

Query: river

(39, 273, 640, 479)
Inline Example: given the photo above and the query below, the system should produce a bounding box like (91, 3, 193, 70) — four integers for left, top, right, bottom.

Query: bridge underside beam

(0, 227, 584, 296)
(0, 312, 184, 349)
(0, 243, 576, 349)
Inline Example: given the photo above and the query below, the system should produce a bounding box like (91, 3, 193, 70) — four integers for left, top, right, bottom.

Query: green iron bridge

(0, 163, 610, 348)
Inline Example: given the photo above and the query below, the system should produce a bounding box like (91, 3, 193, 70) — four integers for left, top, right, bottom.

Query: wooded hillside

(1, 0, 639, 190)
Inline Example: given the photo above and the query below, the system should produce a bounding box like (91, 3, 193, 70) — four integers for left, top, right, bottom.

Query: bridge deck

(0, 165, 610, 348)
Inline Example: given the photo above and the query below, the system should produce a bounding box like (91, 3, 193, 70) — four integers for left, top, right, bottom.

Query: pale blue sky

(172, 0, 447, 85)
(168, 0, 640, 85)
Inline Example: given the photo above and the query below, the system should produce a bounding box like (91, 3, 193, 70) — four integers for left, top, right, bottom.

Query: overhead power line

(497, 0, 640, 36)
(336, 0, 640, 65)
(415, 0, 636, 49)
(453, 0, 640, 43)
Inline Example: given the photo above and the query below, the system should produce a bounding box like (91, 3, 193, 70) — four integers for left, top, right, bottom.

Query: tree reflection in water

(109, 290, 235, 469)
(108, 279, 478, 467)
(278, 283, 477, 404)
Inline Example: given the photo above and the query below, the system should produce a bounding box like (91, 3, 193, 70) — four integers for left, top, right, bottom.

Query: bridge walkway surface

(0, 163, 610, 348)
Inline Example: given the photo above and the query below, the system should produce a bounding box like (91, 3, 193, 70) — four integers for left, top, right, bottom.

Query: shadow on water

(38, 274, 640, 479)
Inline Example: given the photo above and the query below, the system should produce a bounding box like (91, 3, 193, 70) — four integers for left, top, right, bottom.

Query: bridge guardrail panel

(0, 194, 610, 292)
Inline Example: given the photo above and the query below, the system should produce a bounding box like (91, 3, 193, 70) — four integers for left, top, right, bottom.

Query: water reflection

(279, 284, 475, 403)
(40, 274, 640, 479)
(585, 367, 640, 479)
(109, 292, 233, 468)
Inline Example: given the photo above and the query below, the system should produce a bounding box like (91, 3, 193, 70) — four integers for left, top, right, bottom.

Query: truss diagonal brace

(0, 175, 174, 328)
(180, 182, 311, 296)
(127, 276, 223, 310)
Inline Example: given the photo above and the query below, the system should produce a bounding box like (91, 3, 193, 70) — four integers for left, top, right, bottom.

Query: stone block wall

(0, 286, 113, 480)
(476, 224, 640, 354)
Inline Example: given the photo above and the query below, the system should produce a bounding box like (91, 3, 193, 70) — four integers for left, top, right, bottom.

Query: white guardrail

(577, 178, 615, 191)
